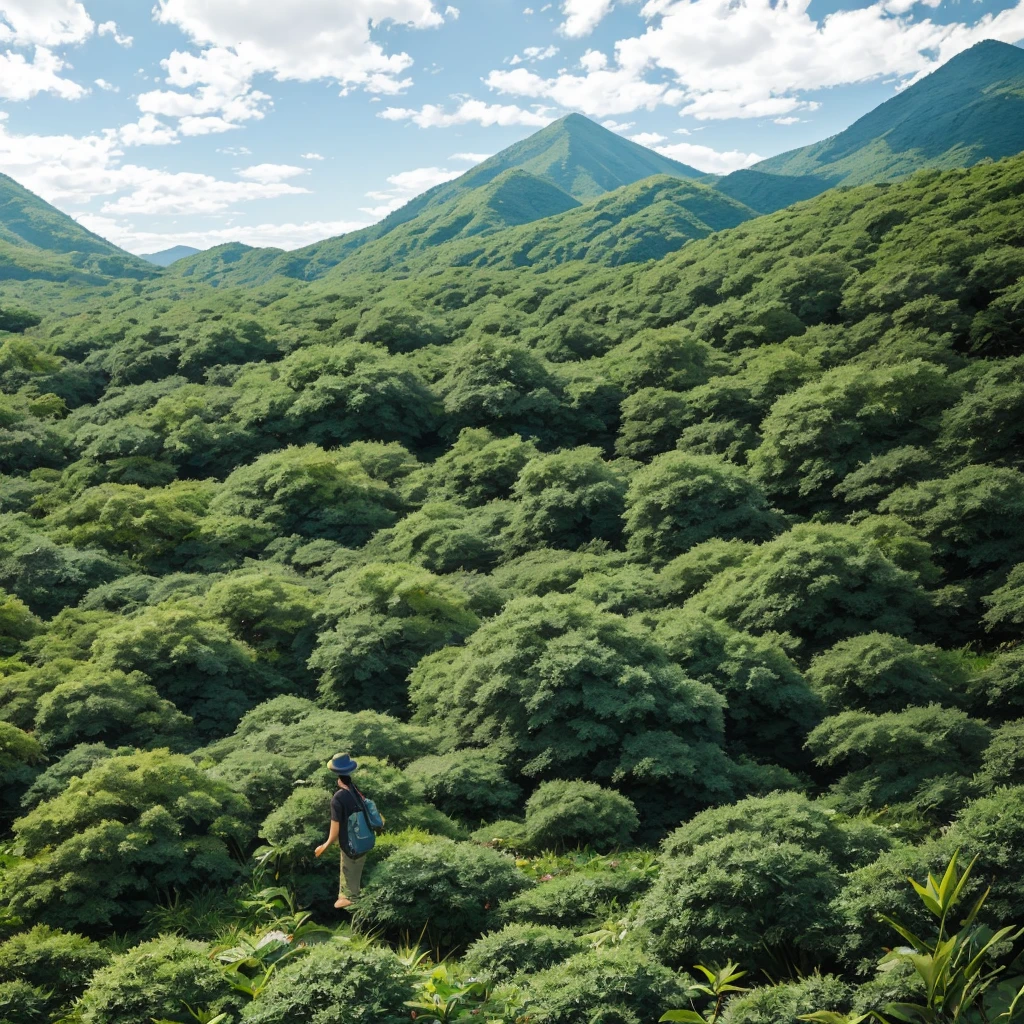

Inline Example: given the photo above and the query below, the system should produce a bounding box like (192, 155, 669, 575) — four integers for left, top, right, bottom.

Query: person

(314, 753, 368, 909)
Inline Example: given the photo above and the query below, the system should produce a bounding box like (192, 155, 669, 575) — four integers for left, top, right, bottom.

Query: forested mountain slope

(0, 141, 1023, 1022)
(754, 39, 1024, 186)
(0, 173, 158, 284)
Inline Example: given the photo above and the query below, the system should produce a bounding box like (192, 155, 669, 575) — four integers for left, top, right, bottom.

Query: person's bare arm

(315, 820, 341, 858)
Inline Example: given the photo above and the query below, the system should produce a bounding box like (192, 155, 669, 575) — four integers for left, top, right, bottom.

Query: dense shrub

(499, 868, 652, 927)
(519, 945, 691, 1024)
(519, 779, 639, 853)
(357, 839, 531, 943)
(721, 975, 853, 1024)
(404, 749, 521, 822)
(462, 923, 586, 981)
(239, 942, 415, 1024)
(78, 935, 240, 1024)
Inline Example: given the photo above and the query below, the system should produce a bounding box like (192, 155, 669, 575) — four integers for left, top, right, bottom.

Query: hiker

(314, 752, 373, 910)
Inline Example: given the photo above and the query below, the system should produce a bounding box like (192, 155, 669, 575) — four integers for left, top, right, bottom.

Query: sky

(0, 0, 1022, 255)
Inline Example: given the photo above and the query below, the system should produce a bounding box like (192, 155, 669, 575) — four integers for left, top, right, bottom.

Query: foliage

(77, 935, 241, 1024)
(518, 779, 639, 853)
(356, 839, 531, 944)
(404, 749, 522, 822)
(462, 923, 586, 981)
(5, 749, 251, 929)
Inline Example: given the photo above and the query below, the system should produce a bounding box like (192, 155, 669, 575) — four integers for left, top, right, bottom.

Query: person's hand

(314, 843, 328, 858)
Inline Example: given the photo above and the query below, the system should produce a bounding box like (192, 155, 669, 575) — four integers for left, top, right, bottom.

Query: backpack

(346, 787, 385, 856)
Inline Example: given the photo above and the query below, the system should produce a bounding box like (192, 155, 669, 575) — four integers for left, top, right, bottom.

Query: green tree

(508, 447, 626, 551)
(404, 749, 521, 822)
(208, 444, 402, 547)
(982, 562, 1024, 636)
(357, 839, 531, 944)
(624, 453, 781, 564)
(90, 605, 286, 738)
(77, 935, 241, 1024)
(749, 360, 957, 508)
(653, 610, 823, 768)
(309, 562, 479, 716)
(807, 705, 991, 816)
(806, 633, 968, 714)
(686, 524, 930, 651)
(5, 750, 251, 929)
(520, 779, 639, 853)
(411, 593, 737, 815)
(32, 666, 193, 752)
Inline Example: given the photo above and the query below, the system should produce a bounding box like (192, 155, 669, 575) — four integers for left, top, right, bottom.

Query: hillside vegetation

(0, 101, 1023, 1023)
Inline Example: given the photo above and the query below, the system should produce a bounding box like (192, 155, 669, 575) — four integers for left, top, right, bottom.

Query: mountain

(0, 172, 157, 283)
(754, 40, 1024, 189)
(141, 245, 202, 267)
(351, 175, 756, 274)
(708, 169, 837, 216)
(168, 113, 702, 286)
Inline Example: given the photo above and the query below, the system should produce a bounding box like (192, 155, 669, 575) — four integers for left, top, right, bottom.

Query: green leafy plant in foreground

(660, 962, 750, 1023)
(800, 851, 1024, 1024)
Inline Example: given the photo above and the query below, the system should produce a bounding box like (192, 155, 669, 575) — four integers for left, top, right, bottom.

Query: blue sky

(0, 0, 1021, 254)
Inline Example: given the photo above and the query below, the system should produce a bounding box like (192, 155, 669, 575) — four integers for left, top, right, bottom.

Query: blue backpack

(346, 788, 384, 856)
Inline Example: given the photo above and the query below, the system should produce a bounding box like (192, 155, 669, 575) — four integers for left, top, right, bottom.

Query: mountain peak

(754, 38, 1024, 187)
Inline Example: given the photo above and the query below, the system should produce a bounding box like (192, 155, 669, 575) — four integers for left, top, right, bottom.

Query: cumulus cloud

(484, 0, 1024, 122)
(654, 141, 762, 173)
(380, 98, 556, 127)
(237, 162, 307, 182)
(360, 164, 463, 217)
(302, 152, 325, 160)
(445, 5, 460, 17)
(0, 0, 93, 46)
(0, 46, 85, 100)
(120, 114, 179, 146)
(628, 131, 667, 145)
(94, 77, 118, 92)
(97, 20, 133, 46)
(601, 119, 634, 132)
(485, 63, 667, 116)
(559, 0, 614, 37)
(509, 44, 559, 64)
(614, 0, 1024, 120)
(450, 151, 493, 162)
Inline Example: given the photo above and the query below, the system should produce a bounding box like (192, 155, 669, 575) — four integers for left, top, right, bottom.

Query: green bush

(0, 925, 109, 1008)
(357, 839, 531, 943)
(977, 720, 1024, 789)
(520, 779, 638, 853)
(462, 923, 586, 981)
(0, 980, 49, 1024)
(721, 975, 853, 1024)
(947, 786, 1024, 918)
(806, 633, 968, 714)
(78, 935, 241, 1024)
(404, 749, 521, 822)
(6, 750, 251, 929)
(239, 941, 414, 1024)
(519, 944, 690, 1024)
(499, 868, 651, 928)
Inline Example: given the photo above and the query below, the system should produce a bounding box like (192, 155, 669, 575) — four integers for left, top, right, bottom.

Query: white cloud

(217, 145, 252, 155)
(559, 0, 614, 37)
(154, 0, 443, 91)
(97, 20, 133, 46)
(774, 116, 801, 125)
(120, 114, 179, 146)
(78, 213, 374, 254)
(445, 5, 460, 17)
(523, 5, 534, 11)
(101, 171, 310, 217)
(485, 63, 666, 116)
(579, 49, 607, 72)
(360, 164, 463, 217)
(628, 130, 666, 145)
(380, 98, 556, 127)
(654, 141, 762, 174)
(601, 118, 634, 132)
(237, 162, 306, 182)
(302, 152, 325, 160)
(510, 44, 559, 64)
(0, 0, 92, 46)
(179, 114, 245, 135)
(613, 0, 1024, 120)
(94, 77, 118, 92)
(0, 46, 85, 101)
(450, 151, 492, 162)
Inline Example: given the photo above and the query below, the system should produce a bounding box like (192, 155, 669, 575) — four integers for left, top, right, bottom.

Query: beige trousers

(340, 849, 366, 898)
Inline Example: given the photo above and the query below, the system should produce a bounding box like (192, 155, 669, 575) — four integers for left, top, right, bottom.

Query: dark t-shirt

(330, 785, 361, 826)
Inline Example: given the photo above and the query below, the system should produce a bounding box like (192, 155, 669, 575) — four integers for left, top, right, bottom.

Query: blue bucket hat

(327, 753, 358, 774)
